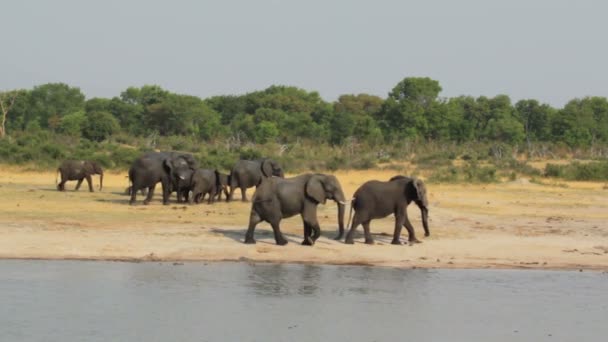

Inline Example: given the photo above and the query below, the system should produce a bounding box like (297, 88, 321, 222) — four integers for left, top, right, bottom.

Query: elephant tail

(127, 176, 132, 196)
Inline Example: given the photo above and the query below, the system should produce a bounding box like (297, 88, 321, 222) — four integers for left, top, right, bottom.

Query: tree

(58, 111, 87, 137)
(27, 83, 85, 130)
(82, 111, 120, 142)
(377, 77, 442, 140)
(0, 90, 20, 138)
(514, 99, 555, 146)
(334, 94, 384, 143)
(254, 121, 279, 144)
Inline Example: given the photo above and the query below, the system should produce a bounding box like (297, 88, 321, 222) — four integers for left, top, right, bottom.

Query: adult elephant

(244, 173, 346, 246)
(56, 160, 103, 192)
(228, 158, 284, 202)
(342, 175, 429, 245)
(128, 151, 197, 205)
(190, 169, 220, 204)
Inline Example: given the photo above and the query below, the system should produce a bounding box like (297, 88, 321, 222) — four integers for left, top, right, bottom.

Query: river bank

(1, 168, 607, 270)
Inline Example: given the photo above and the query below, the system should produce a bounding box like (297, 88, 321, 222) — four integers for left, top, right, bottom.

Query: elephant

(190, 169, 220, 204)
(228, 158, 284, 202)
(342, 175, 429, 245)
(244, 173, 346, 246)
(56, 160, 103, 192)
(128, 151, 197, 205)
(175, 168, 195, 203)
(213, 172, 231, 202)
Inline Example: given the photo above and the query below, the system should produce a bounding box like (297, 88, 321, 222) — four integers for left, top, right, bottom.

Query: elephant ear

(305, 175, 327, 204)
(412, 178, 428, 207)
(163, 158, 174, 176)
(82, 161, 94, 173)
(260, 159, 273, 177)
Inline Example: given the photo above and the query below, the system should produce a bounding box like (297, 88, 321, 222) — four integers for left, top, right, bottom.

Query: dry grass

(1, 167, 607, 270)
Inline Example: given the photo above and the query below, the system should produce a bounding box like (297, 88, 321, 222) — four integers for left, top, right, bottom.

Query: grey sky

(1, 0, 607, 107)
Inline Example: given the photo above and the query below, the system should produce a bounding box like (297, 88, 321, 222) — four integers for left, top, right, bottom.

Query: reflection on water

(0, 260, 607, 341)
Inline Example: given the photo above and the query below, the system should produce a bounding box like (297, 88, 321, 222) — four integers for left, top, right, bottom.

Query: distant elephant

(244, 173, 346, 246)
(228, 158, 284, 202)
(342, 175, 429, 245)
(214, 172, 231, 202)
(190, 169, 220, 204)
(56, 160, 103, 192)
(128, 151, 197, 205)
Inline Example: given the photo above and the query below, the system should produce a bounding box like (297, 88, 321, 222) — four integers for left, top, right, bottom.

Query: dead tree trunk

(0, 91, 18, 139)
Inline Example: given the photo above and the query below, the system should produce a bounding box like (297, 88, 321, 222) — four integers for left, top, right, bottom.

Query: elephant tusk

(337, 200, 351, 205)
(179, 175, 186, 180)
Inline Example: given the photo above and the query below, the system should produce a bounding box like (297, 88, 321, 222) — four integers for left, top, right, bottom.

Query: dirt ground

(0, 166, 607, 270)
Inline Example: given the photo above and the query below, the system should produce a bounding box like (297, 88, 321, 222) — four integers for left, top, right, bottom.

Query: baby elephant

(343, 175, 429, 245)
(214, 172, 230, 202)
(56, 160, 103, 192)
(191, 169, 220, 204)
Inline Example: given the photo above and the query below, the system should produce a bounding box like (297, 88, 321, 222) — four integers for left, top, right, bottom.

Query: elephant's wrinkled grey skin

(128, 151, 197, 205)
(56, 160, 103, 192)
(342, 175, 429, 245)
(228, 158, 284, 202)
(125, 186, 148, 196)
(214, 172, 231, 202)
(244, 173, 346, 246)
(190, 169, 220, 204)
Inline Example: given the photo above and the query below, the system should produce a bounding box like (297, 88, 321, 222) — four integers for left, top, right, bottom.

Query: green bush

(545, 161, 608, 181)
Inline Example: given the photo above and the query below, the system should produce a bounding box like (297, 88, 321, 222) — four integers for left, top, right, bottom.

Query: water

(1, 260, 606, 342)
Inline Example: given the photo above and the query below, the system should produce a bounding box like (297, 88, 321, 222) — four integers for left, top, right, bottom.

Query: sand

(0, 167, 607, 270)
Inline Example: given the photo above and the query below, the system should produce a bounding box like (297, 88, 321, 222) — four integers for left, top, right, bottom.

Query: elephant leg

(363, 221, 374, 245)
(129, 185, 138, 205)
(301, 206, 320, 245)
(58, 179, 67, 191)
(244, 210, 263, 244)
(301, 221, 314, 246)
(161, 180, 170, 205)
(403, 210, 421, 244)
(75, 178, 84, 191)
(207, 191, 213, 204)
(240, 186, 248, 202)
(228, 186, 236, 202)
(345, 214, 363, 244)
(270, 220, 288, 246)
(144, 185, 156, 205)
(391, 209, 406, 245)
(223, 186, 229, 202)
(85, 175, 94, 192)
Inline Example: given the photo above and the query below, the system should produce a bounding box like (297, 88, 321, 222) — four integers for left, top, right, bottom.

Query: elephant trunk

(421, 206, 429, 237)
(334, 190, 347, 240)
(99, 171, 104, 191)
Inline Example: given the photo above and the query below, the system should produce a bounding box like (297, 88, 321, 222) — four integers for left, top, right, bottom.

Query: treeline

(3, 77, 608, 147)
(1, 77, 608, 181)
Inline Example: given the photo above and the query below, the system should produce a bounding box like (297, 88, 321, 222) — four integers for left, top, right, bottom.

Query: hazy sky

(2, 0, 607, 107)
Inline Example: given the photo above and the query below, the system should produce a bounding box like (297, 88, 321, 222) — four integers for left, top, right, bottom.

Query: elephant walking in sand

(342, 175, 429, 245)
(56, 160, 103, 192)
(245, 173, 346, 246)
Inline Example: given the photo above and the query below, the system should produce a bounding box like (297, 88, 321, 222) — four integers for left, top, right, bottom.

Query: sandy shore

(0, 167, 607, 270)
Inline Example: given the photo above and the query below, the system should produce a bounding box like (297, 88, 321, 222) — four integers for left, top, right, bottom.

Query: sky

(1, 0, 607, 107)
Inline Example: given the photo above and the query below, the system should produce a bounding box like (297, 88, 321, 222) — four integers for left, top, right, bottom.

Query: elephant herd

(56, 151, 430, 246)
